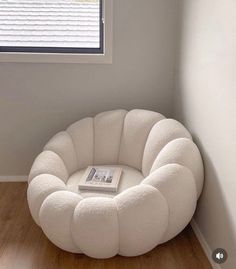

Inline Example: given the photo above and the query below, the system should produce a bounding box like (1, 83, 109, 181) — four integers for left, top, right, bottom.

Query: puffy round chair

(27, 109, 204, 258)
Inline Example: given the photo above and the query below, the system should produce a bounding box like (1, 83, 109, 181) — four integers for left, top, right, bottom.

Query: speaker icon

(212, 248, 227, 264)
(216, 252, 224, 260)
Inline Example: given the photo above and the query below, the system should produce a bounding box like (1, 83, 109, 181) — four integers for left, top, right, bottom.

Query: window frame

(0, 0, 113, 63)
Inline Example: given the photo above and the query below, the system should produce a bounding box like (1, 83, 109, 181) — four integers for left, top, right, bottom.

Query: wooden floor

(0, 183, 212, 269)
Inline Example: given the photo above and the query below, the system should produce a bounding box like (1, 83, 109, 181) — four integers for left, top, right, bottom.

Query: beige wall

(0, 0, 179, 175)
(175, 1, 236, 268)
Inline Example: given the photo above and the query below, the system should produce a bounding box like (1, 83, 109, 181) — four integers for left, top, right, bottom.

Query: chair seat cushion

(67, 165, 144, 198)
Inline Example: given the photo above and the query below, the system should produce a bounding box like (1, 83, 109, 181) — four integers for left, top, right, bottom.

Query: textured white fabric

(67, 165, 144, 198)
(142, 164, 197, 242)
(27, 109, 204, 258)
(94, 110, 127, 165)
(114, 185, 168, 256)
(151, 138, 204, 198)
(40, 191, 83, 253)
(142, 119, 192, 176)
(118, 109, 165, 170)
(44, 131, 78, 175)
(72, 198, 119, 258)
(27, 174, 66, 225)
(28, 151, 69, 183)
(67, 117, 94, 170)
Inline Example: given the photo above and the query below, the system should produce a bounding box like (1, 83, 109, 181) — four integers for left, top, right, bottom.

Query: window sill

(0, 51, 112, 64)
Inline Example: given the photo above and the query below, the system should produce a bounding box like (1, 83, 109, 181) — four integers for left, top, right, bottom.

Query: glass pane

(0, 0, 100, 49)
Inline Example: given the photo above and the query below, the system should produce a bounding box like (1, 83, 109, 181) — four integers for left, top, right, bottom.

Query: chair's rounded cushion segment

(40, 190, 83, 253)
(27, 174, 66, 225)
(72, 197, 119, 258)
(142, 119, 192, 177)
(44, 131, 78, 175)
(29, 151, 69, 183)
(151, 138, 204, 198)
(142, 164, 197, 242)
(94, 110, 127, 165)
(118, 109, 165, 170)
(67, 117, 94, 170)
(114, 184, 169, 256)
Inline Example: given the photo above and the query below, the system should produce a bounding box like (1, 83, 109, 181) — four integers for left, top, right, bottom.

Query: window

(0, 0, 113, 63)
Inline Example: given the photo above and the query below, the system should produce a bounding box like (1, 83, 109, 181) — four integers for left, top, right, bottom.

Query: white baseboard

(0, 175, 28, 182)
(191, 219, 221, 269)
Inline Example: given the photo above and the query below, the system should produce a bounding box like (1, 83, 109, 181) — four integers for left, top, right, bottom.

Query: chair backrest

(30, 109, 203, 197)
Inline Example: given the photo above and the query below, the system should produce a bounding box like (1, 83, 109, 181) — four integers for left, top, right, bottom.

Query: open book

(78, 166, 122, 192)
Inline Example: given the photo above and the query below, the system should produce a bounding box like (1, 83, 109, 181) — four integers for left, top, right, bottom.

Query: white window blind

(0, 0, 103, 53)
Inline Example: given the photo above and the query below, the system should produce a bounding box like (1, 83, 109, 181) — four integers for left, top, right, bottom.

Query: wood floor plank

(0, 183, 212, 269)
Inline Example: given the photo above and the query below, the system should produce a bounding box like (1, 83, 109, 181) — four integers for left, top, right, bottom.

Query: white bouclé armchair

(27, 109, 204, 258)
